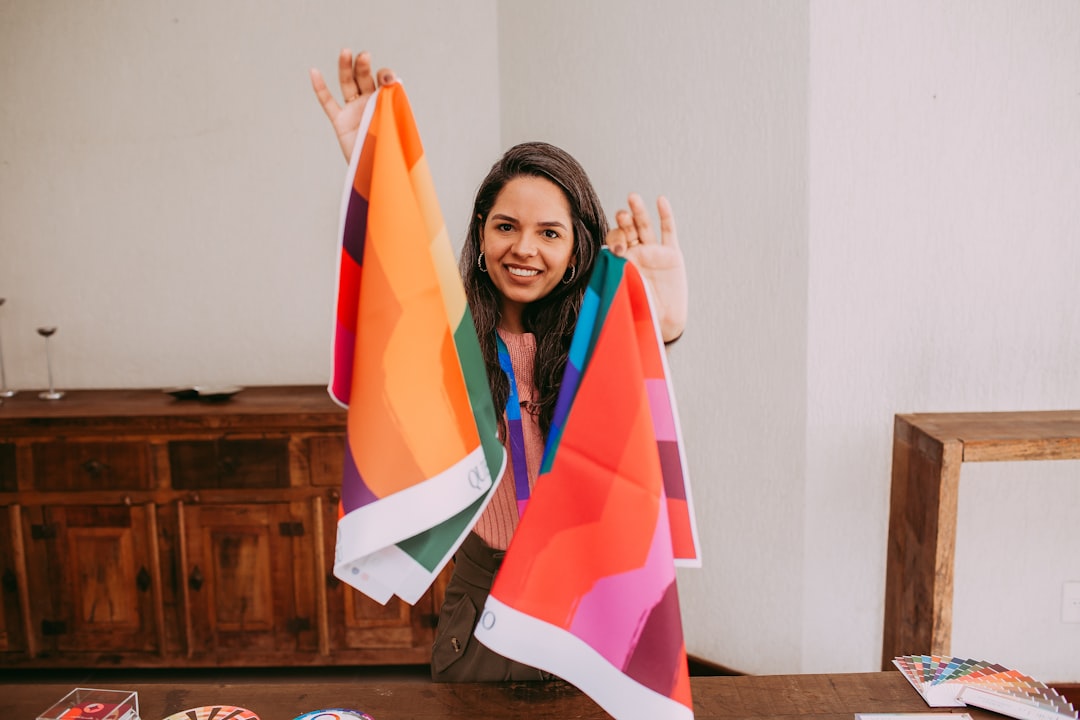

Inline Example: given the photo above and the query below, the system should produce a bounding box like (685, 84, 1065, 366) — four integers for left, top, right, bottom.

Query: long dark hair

(459, 142, 608, 438)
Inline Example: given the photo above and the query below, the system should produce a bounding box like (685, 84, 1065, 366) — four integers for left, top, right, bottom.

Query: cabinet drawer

(0, 443, 15, 492)
(32, 441, 151, 491)
(169, 438, 289, 489)
(307, 435, 345, 487)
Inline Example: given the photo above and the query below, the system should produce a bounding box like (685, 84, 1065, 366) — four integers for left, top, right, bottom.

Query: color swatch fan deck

(893, 655, 1078, 720)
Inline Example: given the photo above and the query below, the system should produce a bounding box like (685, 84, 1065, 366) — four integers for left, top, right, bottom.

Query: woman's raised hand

(310, 49, 397, 162)
(606, 194, 688, 343)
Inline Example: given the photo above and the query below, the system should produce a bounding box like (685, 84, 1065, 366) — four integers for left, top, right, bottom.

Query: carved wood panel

(21, 503, 160, 656)
(181, 502, 318, 659)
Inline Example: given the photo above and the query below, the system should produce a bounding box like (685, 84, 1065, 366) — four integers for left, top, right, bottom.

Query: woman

(311, 49, 688, 681)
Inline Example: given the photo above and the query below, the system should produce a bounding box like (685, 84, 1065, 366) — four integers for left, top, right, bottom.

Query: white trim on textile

(476, 596, 694, 720)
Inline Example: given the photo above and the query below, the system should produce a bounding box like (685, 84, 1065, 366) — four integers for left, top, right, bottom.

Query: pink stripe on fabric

(567, 502, 675, 667)
(646, 379, 676, 441)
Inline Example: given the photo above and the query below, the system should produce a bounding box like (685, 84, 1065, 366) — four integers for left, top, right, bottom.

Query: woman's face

(480, 175, 576, 332)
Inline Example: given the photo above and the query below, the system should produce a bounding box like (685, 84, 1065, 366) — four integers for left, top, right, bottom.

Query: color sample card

(892, 655, 1078, 720)
(856, 714, 973, 719)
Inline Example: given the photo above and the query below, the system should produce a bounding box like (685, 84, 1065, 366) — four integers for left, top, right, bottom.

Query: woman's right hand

(310, 49, 397, 162)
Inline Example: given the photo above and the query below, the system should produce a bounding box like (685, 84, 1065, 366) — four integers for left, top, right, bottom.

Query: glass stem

(45, 337, 56, 393)
(0, 329, 7, 391)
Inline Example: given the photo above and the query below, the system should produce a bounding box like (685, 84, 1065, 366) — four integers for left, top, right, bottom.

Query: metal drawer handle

(188, 565, 204, 592)
(82, 459, 108, 476)
(136, 566, 151, 593)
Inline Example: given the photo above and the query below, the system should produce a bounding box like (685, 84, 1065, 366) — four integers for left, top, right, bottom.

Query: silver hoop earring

(562, 264, 576, 285)
(478, 252, 488, 273)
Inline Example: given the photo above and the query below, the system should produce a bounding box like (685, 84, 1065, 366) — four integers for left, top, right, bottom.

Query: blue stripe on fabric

(569, 286, 598, 370)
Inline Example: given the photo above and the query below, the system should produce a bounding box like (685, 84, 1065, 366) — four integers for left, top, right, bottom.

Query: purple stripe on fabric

(331, 323, 356, 405)
(646, 379, 676, 441)
(657, 441, 686, 501)
(618, 502, 684, 695)
(623, 579, 684, 697)
(341, 437, 377, 513)
(342, 190, 368, 264)
(551, 361, 581, 431)
(508, 416, 530, 507)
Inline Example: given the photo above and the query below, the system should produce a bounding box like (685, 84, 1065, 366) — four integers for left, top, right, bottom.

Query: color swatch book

(892, 655, 1078, 720)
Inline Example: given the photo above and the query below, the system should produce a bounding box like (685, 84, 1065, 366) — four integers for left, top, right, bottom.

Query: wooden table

(1, 672, 1000, 719)
(882, 410, 1080, 668)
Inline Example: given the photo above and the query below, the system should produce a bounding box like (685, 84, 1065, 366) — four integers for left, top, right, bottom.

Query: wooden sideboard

(0, 386, 447, 668)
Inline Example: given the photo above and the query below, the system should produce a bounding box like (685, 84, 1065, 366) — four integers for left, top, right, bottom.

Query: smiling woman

(436, 137, 686, 683)
(478, 176, 577, 332)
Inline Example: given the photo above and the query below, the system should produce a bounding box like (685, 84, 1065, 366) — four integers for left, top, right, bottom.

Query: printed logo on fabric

(467, 462, 490, 491)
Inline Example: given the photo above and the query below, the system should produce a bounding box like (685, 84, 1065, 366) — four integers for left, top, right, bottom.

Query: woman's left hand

(606, 194, 688, 342)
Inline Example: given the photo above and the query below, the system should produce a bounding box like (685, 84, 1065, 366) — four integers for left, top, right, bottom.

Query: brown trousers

(430, 532, 550, 682)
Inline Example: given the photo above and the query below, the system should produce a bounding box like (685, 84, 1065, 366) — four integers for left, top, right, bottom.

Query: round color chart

(291, 710, 374, 720)
(161, 706, 261, 720)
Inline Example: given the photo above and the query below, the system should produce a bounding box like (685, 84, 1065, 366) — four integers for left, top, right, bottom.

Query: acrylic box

(38, 688, 139, 720)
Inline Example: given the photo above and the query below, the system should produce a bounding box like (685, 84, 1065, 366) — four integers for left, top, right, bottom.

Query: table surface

(2, 672, 1000, 720)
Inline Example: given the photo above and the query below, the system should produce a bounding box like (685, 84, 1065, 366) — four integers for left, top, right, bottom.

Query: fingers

(608, 193, 676, 255)
(606, 202, 638, 256)
(657, 195, 679, 248)
(335, 49, 360, 102)
(376, 66, 397, 87)
(606, 227, 630, 256)
(617, 208, 638, 245)
(627, 193, 656, 245)
(352, 50, 377, 97)
(340, 50, 397, 98)
(309, 67, 341, 122)
(354, 54, 398, 94)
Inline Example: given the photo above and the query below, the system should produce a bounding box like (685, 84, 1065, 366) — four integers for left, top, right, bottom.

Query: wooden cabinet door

(20, 503, 161, 657)
(0, 507, 28, 655)
(181, 502, 318, 662)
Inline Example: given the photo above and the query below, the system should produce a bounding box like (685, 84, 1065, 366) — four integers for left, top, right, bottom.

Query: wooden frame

(882, 410, 1080, 668)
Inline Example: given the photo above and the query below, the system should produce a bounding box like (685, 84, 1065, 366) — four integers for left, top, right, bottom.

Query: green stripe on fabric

(397, 494, 487, 571)
(454, 307, 503, 472)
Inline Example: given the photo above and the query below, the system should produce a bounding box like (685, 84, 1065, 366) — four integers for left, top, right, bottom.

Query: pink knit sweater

(472, 329, 545, 550)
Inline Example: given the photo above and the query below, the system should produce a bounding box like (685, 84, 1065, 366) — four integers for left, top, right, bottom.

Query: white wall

(496, 0, 812, 674)
(0, 0, 500, 389)
(806, 0, 1080, 681)
(2, 0, 1078, 684)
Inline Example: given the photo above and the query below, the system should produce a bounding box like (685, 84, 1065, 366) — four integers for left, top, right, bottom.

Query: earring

(562, 265, 576, 285)
(477, 252, 488, 273)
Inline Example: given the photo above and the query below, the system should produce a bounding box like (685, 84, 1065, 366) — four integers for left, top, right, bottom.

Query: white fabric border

(475, 595, 694, 720)
(334, 443, 492, 601)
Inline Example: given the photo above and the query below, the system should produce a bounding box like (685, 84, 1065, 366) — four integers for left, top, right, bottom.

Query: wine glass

(37, 326, 64, 400)
(0, 298, 14, 398)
